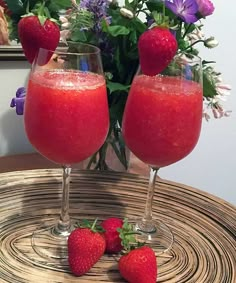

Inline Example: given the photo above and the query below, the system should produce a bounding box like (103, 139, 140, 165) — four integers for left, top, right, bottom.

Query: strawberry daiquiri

(24, 70, 109, 165)
(122, 74, 203, 168)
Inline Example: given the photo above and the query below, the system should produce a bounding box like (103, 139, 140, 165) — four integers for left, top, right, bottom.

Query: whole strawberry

(68, 219, 105, 276)
(138, 26, 178, 76)
(18, 14, 60, 64)
(101, 217, 124, 254)
(118, 246, 157, 283)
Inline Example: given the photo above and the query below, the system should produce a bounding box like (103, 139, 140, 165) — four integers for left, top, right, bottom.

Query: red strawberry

(68, 220, 106, 276)
(101, 217, 124, 253)
(138, 26, 178, 76)
(118, 246, 157, 283)
(18, 15, 60, 64)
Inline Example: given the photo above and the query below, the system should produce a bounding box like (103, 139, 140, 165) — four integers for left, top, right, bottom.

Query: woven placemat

(0, 169, 235, 282)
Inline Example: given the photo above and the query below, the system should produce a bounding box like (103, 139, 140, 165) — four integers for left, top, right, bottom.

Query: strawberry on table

(18, 3, 60, 64)
(117, 218, 158, 283)
(138, 26, 178, 76)
(68, 219, 106, 277)
(119, 246, 157, 283)
(101, 217, 124, 254)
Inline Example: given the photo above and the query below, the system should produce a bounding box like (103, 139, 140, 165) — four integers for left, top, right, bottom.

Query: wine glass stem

(141, 167, 159, 232)
(55, 165, 72, 235)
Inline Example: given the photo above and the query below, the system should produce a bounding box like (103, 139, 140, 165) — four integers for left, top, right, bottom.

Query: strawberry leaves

(76, 218, 105, 233)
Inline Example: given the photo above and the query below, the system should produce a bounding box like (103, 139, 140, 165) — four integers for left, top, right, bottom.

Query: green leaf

(146, 0, 164, 13)
(70, 30, 88, 42)
(5, 0, 24, 14)
(101, 18, 109, 33)
(50, 0, 71, 9)
(129, 30, 137, 45)
(131, 18, 147, 34)
(107, 81, 130, 93)
(107, 25, 130, 37)
(203, 71, 218, 99)
(184, 23, 196, 35)
(46, 0, 71, 20)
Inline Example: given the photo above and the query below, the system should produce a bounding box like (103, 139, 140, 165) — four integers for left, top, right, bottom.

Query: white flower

(120, 7, 134, 19)
(108, 0, 118, 4)
(216, 83, 231, 92)
(60, 30, 71, 44)
(59, 16, 71, 29)
(71, 0, 79, 9)
(204, 37, 219, 48)
(59, 16, 68, 23)
(216, 85, 231, 100)
(203, 94, 232, 120)
(202, 111, 211, 122)
(187, 25, 205, 43)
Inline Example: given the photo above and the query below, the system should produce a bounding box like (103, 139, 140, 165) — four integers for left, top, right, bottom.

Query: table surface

(0, 154, 235, 282)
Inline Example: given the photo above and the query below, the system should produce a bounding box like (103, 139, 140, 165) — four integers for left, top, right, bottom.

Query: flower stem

(181, 39, 205, 52)
(182, 23, 193, 39)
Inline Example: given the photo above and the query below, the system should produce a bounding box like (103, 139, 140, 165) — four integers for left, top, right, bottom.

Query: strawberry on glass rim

(138, 25, 178, 76)
(18, 1, 60, 64)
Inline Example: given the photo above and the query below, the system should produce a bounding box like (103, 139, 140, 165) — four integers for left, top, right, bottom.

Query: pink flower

(196, 0, 215, 17)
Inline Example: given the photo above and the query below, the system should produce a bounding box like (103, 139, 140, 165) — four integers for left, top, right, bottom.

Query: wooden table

(0, 155, 235, 282)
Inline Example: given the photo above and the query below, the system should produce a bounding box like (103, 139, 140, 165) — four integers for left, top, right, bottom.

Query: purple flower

(80, 0, 109, 16)
(165, 0, 199, 23)
(195, 0, 214, 17)
(10, 87, 26, 115)
(80, 0, 110, 31)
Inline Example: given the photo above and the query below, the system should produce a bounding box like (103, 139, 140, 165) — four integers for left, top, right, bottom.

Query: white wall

(0, 0, 235, 205)
(0, 61, 34, 155)
(161, 0, 236, 205)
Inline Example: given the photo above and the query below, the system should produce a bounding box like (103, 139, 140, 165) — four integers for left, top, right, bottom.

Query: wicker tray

(0, 169, 235, 282)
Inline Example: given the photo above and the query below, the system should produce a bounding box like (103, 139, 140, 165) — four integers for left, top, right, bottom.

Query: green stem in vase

(96, 141, 109, 170)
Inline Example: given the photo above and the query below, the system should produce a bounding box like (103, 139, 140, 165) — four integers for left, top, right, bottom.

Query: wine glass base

(131, 218, 174, 256)
(32, 221, 74, 264)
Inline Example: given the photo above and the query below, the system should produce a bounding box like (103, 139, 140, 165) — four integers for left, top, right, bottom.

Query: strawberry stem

(181, 39, 205, 52)
(76, 218, 105, 233)
(91, 218, 98, 231)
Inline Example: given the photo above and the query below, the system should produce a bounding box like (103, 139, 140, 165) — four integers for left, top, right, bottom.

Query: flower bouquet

(3, 0, 231, 170)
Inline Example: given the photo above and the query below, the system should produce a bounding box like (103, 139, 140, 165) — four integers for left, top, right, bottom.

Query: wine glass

(24, 42, 109, 262)
(122, 54, 203, 255)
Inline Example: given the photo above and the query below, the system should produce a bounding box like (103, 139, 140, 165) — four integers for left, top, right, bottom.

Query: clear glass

(24, 42, 109, 263)
(122, 54, 203, 255)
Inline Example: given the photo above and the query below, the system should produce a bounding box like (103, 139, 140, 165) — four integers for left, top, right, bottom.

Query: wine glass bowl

(24, 43, 109, 262)
(122, 54, 203, 255)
